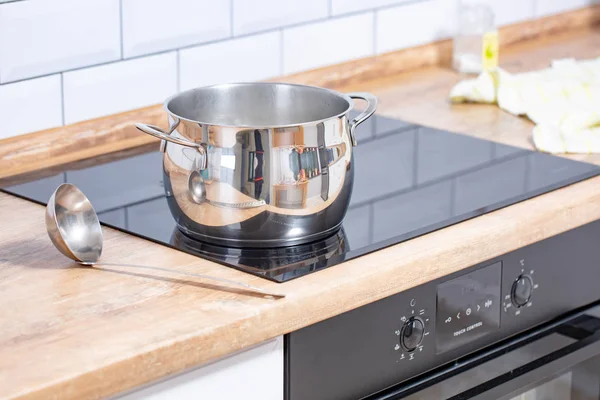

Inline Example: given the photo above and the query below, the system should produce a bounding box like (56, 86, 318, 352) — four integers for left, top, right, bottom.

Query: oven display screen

(436, 262, 502, 353)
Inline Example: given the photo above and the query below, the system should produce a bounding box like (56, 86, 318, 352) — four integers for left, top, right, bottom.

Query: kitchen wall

(0, 0, 595, 140)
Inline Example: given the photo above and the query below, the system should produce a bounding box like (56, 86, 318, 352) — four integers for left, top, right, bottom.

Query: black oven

(286, 221, 600, 400)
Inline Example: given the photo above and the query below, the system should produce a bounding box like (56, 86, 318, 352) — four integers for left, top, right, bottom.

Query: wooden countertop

(1, 25, 600, 400)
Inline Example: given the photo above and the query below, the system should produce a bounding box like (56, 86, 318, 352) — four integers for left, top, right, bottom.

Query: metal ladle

(183, 146, 266, 208)
(188, 169, 207, 204)
(45, 183, 284, 298)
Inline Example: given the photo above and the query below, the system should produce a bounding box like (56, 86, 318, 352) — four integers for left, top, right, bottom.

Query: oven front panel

(285, 220, 600, 400)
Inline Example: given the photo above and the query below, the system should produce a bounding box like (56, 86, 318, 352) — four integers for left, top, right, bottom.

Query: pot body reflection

(162, 116, 354, 247)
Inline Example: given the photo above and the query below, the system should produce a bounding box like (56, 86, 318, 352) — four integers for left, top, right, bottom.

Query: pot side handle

(135, 120, 208, 169)
(347, 92, 378, 146)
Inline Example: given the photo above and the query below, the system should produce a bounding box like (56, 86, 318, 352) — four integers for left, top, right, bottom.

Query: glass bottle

(453, 1, 498, 74)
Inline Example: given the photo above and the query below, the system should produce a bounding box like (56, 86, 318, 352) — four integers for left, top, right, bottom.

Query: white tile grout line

(59, 73, 66, 126)
(3, 50, 177, 86)
(176, 50, 181, 92)
(119, 0, 124, 59)
(230, 0, 234, 37)
(279, 29, 284, 76)
(372, 10, 378, 55)
(0, 1, 433, 86)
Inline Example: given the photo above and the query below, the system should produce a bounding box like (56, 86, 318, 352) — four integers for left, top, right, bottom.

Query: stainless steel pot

(136, 82, 377, 247)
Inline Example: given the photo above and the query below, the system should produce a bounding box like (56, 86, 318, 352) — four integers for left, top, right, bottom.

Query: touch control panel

(435, 262, 502, 353)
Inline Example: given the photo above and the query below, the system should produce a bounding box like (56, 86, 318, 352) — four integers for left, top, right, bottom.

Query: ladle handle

(82, 261, 285, 298)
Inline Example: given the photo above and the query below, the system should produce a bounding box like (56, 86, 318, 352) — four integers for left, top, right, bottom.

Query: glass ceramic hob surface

(3, 113, 599, 282)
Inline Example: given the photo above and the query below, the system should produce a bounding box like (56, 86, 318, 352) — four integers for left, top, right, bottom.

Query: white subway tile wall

(0, 0, 121, 83)
(0, 75, 62, 139)
(63, 52, 177, 124)
(331, 0, 411, 16)
(377, 0, 457, 54)
(283, 13, 374, 74)
(180, 32, 281, 90)
(535, 0, 597, 17)
(233, 0, 328, 35)
(121, 0, 231, 58)
(480, 0, 535, 26)
(0, 0, 591, 140)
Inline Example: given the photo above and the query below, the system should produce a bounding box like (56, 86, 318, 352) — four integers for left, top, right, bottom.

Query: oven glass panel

(404, 354, 600, 400)
(403, 333, 600, 400)
(509, 372, 572, 400)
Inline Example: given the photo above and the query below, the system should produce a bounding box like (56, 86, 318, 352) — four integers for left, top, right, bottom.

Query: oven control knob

(400, 317, 425, 352)
(511, 275, 533, 308)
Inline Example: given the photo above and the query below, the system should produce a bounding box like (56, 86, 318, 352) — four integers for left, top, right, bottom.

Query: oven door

(369, 305, 600, 400)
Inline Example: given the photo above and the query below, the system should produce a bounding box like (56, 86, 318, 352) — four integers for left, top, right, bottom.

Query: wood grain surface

(346, 26, 600, 167)
(0, 12, 600, 400)
(0, 106, 163, 181)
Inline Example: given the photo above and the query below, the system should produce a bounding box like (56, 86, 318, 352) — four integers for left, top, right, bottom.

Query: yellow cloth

(449, 58, 600, 154)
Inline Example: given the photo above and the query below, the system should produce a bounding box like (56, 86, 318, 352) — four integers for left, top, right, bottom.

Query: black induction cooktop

(3, 113, 599, 282)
